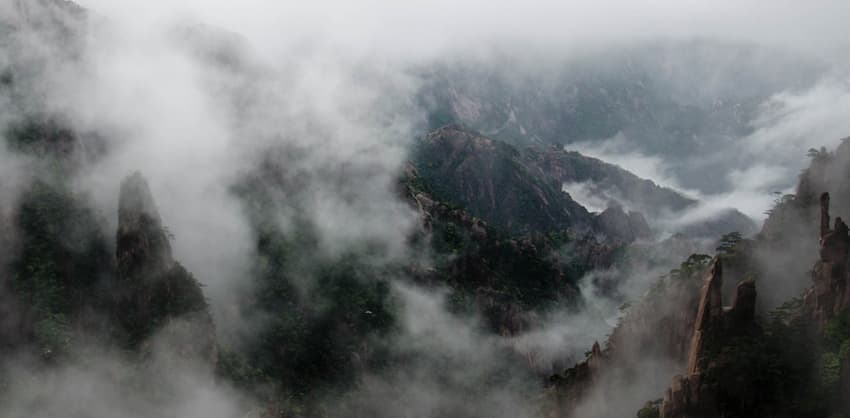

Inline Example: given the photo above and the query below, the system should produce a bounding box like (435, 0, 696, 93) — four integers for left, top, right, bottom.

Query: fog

(571, 76, 850, 226)
(75, 0, 850, 58)
(2, 0, 850, 417)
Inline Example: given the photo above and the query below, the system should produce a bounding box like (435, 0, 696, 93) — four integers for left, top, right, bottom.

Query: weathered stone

(809, 193, 850, 325)
(727, 280, 756, 325)
(661, 257, 756, 418)
(687, 258, 722, 375)
(114, 172, 217, 365)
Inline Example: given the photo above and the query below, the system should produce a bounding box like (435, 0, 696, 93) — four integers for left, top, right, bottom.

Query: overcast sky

(75, 0, 850, 60)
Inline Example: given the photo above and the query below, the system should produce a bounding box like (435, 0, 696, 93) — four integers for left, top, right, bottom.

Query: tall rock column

(686, 259, 722, 375)
(114, 172, 217, 364)
(661, 258, 757, 418)
(809, 191, 850, 325)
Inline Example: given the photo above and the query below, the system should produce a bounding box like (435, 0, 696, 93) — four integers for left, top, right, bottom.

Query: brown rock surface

(661, 258, 757, 418)
(807, 192, 850, 326)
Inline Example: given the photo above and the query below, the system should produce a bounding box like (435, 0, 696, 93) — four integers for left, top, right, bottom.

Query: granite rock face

(114, 172, 217, 364)
(807, 192, 850, 326)
(661, 259, 757, 418)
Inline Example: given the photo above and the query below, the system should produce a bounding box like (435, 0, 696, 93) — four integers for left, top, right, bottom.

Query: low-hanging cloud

(569, 74, 850, 227)
(3, 0, 850, 417)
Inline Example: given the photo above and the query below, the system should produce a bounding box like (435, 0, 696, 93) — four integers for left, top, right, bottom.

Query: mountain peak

(117, 172, 173, 279)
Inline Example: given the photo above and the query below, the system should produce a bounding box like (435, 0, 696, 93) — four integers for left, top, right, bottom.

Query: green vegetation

(637, 400, 661, 418)
(10, 179, 111, 358)
(696, 297, 834, 417)
(228, 176, 402, 407)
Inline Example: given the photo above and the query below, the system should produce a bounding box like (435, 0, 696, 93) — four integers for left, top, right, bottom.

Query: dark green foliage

(115, 263, 208, 348)
(667, 253, 711, 282)
(763, 193, 797, 217)
(637, 400, 661, 418)
(5, 116, 77, 156)
(411, 127, 592, 235)
(824, 309, 850, 353)
(232, 174, 401, 403)
(701, 335, 789, 415)
(697, 298, 831, 417)
(638, 253, 708, 306)
(428, 213, 578, 313)
(248, 234, 399, 399)
(216, 350, 268, 389)
(820, 310, 850, 394)
(716, 232, 742, 256)
(10, 179, 112, 358)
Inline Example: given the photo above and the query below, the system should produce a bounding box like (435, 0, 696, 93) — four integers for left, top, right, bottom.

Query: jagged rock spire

(113, 172, 216, 363)
(728, 280, 757, 324)
(686, 257, 722, 375)
(821, 192, 831, 240)
(119, 172, 163, 226)
(116, 172, 173, 280)
(811, 191, 850, 325)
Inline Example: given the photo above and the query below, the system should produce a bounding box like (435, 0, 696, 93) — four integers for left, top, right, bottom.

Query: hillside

(413, 125, 754, 239)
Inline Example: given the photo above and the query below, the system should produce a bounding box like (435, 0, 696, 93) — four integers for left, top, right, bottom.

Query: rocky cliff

(643, 164, 850, 418)
(113, 172, 217, 362)
(807, 192, 850, 326)
(401, 163, 590, 334)
(660, 259, 758, 418)
(413, 125, 594, 235)
(413, 125, 755, 240)
(545, 253, 712, 417)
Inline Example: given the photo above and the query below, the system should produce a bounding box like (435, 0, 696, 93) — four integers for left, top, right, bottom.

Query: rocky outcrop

(413, 125, 754, 240)
(114, 172, 216, 363)
(546, 340, 606, 415)
(685, 259, 723, 375)
(806, 192, 850, 326)
(116, 173, 174, 280)
(401, 164, 585, 335)
(413, 125, 593, 235)
(660, 259, 757, 418)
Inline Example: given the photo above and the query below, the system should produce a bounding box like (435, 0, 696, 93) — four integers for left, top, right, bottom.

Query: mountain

(417, 44, 824, 193)
(1, 169, 215, 361)
(413, 124, 755, 239)
(413, 125, 594, 235)
(545, 139, 850, 418)
(1, 2, 845, 418)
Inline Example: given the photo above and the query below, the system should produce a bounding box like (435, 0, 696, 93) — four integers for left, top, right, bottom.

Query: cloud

(568, 74, 850, 226)
(0, 338, 248, 418)
(73, 0, 850, 60)
(3, 1, 850, 417)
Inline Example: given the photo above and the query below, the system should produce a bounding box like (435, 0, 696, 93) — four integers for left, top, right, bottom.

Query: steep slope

(525, 146, 694, 216)
(113, 172, 216, 359)
(546, 254, 712, 417)
(401, 163, 612, 333)
(413, 125, 594, 235)
(550, 139, 850, 418)
(413, 125, 754, 239)
(1, 171, 216, 361)
(417, 43, 823, 194)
